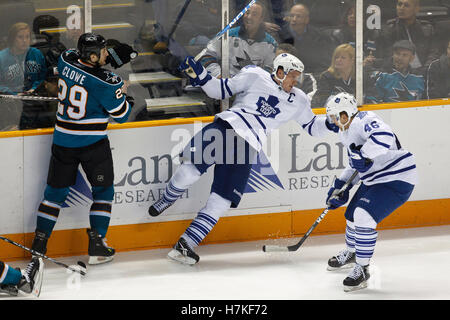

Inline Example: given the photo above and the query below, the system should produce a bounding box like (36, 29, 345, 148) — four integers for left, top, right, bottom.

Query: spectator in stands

(311, 43, 355, 108)
(329, 4, 380, 68)
(378, 0, 440, 73)
(0, 22, 47, 130)
(234, 0, 287, 36)
(175, 0, 221, 47)
(426, 38, 450, 99)
(32, 15, 66, 81)
(0, 22, 47, 95)
(199, 1, 277, 77)
(278, 3, 333, 75)
(274, 43, 317, 100)
(368, 40, 424, 103)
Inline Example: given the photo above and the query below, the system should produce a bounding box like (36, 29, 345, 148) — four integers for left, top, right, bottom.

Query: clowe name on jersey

(61, 66, 86, 85)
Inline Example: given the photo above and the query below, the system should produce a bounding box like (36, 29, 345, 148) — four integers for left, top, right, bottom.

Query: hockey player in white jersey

(324, 92, 418, 292)
(147, 53, 339, 265)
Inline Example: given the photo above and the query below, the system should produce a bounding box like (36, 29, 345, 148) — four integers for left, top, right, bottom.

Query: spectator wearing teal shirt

(368, 40, 424, 103)
(0, 22, 47, 95)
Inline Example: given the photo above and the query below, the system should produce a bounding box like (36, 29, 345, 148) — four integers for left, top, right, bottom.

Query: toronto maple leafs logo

(256, 95, 280, 118)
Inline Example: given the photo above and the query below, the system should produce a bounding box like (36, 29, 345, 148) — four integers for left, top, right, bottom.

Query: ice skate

(343, 264, 370, 292)
(87, 229, 115, 265)
(327, 249, 356, 271)
(0, 284, 18, 296)
(18, 257, 45, 297)
(148, 197, 174, 217)
(167, 237, 199, 265)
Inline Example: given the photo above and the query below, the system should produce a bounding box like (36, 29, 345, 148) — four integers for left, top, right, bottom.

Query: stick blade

(77, 261, 87, 276)
(262, 245, 290, 252)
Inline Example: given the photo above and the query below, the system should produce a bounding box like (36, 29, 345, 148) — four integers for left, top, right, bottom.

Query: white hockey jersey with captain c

(337, 111, 418, 186)
(201, 65, 330, 151)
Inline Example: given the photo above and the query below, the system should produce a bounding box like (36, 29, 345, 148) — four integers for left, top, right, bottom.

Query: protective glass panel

(363, 0, 449, 103)
(0, 0, 84, 131)
(89, 0, 223, 122)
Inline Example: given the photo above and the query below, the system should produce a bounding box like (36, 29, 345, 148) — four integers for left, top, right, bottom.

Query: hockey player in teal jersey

(0, 258, 44, 297)
(30, 33, 134, 265)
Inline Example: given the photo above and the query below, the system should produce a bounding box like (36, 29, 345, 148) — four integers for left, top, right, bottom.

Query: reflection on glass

(0, 0, 448, 132)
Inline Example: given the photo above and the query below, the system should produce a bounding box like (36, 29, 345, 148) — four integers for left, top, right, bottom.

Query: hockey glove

(125, 95, 135, 108)
(106, 39, 138, 69)
(349, 143, 373, 173)
(326, 179, 351, 210)
(179, 56, 211, 86)
(325, 117, 339, 133)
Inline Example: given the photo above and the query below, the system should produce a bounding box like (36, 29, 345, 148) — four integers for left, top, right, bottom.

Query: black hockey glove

(125, 95, 135, 108)
(106, 39, 138, 69)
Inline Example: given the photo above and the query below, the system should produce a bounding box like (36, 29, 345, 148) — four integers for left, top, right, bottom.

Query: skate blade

(32, 258, 44, 297)
(88, 256, 114, 265)
(327, 262, 355, 271)
(167, 249, 197, 265)
(343, 281, 368, 292)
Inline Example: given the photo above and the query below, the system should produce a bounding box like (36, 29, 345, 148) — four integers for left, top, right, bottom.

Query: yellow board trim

(1, 99, 449, 139)
(1, 198, 449, 261)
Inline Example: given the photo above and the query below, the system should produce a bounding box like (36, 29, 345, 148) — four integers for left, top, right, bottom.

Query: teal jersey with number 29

(53, 49, 131, 148)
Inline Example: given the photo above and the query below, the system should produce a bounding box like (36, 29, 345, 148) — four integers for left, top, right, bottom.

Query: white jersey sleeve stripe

(369, 135, 391, 149)
(302, 116, 317, 136)
(220, 79, 225, 99)
(224, 79, 232, 96)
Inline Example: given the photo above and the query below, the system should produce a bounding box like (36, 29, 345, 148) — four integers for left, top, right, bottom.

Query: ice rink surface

(3, 225, 450, 300)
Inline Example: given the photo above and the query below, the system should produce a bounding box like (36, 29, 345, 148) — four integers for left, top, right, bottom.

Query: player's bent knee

(44, 185, 70, 204)
(200, 192, 232, 221)
(354, 207, 377, 229)
(92, 185, 114, 201)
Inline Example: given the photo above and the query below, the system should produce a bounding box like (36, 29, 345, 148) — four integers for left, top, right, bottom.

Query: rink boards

(1, 100, 449, 260)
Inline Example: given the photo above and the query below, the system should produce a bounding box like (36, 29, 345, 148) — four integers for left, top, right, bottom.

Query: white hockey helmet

(325, 92, 359, 130)
(273, 53, 304, 83)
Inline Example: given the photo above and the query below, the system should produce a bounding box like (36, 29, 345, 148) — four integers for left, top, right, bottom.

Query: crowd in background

(0, 0, 449, 131)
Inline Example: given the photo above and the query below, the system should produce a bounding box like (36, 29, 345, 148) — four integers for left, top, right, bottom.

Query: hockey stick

(193, 0, 257, 61)
(194, 0, 256, 61)
(262, 170, 359, 253)
(0, 94, 58, 101)
(181, 0, 256, 78)
(153, 0, 192, 54)
(0, 236, 87, 276)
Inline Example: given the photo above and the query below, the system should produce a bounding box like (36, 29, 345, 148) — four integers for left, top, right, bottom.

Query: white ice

(3, 225, 450, 300)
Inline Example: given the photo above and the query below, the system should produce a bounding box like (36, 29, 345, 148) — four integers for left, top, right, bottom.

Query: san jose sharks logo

(105, 72, 121, 84)
(390, 81, 419, 102)
(256, 95, 280, 118)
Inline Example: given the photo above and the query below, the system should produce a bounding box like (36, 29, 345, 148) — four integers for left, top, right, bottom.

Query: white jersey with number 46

(337, 110, 418, 186)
